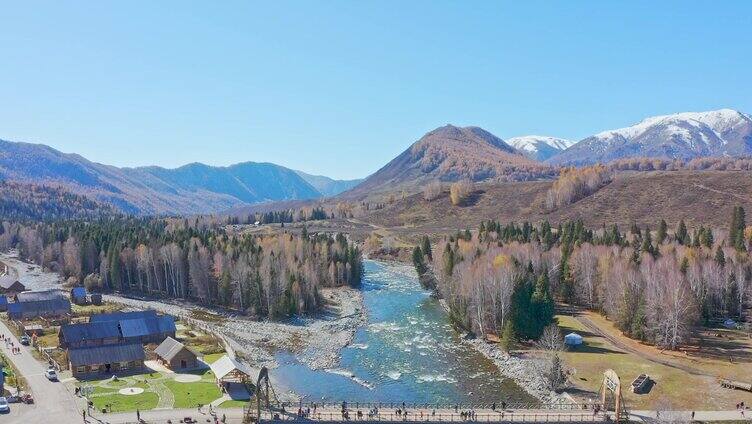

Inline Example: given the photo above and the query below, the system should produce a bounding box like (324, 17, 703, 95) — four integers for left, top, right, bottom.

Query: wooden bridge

(244, 368, 627, 424)
(244, 403, 615, 423)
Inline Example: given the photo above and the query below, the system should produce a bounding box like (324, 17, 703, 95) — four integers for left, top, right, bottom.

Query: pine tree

(421, 236, 433, 261)
(715, 246, 726, 267)
(676, 220, 689, 245)
(412, 246, 427, 277)
(531, 271, 555, 337)
(442, 243, 455, 278)
(657, 219, 668, 244)
(641, 226, 654, 257)
(730, 206, 747, 251)
(500, 320, 516, 352)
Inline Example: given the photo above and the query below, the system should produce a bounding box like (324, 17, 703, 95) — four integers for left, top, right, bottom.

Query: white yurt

(564, 332, 583, 347)
(723, 319, 737, 329)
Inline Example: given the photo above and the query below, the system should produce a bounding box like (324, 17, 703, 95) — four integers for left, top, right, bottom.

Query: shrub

(423, 181, 443, 201)
(449, 180, 473, 206)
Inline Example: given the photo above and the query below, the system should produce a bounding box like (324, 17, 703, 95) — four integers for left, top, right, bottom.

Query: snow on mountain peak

(507, 135, 575, 161)
(594, 109, 750, 140)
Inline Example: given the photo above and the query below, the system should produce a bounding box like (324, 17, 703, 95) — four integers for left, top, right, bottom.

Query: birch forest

(0, 217, 362, 319)
(413, 208, 752, 350)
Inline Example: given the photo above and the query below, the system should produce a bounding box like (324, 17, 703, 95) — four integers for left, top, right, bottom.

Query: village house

(0, 295, 7, 312)
(90, 310, 176, 344)
(0, 275, 25, 297)
(209, 354, 255, 390)
(8, 289, 71, 320)
(59, 321, 121, 349)
(68, 343, 145, 379)
(154, 336, 199, 370)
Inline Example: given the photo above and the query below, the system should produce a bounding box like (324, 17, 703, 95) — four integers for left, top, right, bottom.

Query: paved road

(0, 319, 83, 424)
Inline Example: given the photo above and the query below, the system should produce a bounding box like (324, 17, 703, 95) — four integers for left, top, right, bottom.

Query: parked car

(19, 335, 30, 345)
(44, 368, 58, 381)
(0, 397, 9, 413)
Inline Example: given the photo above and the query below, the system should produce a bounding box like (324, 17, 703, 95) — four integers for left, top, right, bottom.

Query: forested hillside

(0, 180, 114, 221)
(0, 218, 362, 319)
(413, 212, 752, 350)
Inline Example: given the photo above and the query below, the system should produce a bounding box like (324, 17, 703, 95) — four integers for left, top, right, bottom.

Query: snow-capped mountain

(549, 109, 752, 166)
(507, 136, 575, 161)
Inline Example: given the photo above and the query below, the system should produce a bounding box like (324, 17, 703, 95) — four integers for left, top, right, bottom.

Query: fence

(252, 410, 610, 423)
(262, 403, 597, 412)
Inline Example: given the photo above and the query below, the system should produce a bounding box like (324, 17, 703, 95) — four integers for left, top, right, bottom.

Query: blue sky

(1, 1, 751, 179)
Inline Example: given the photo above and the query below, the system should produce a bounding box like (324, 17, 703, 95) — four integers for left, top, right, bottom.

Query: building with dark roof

(119, 315, 176, 344)
(0, 275, 25, 296)
(70, 287, 87, 305)
(14, 289, 65, 302)
(68, 343, 145, 379)
(154, 336, 198, 370)
(59, 321, 121, 348)
(0, 295, 7, 312)
(89, 310, 157, 323)
(8, 290, 71, 320)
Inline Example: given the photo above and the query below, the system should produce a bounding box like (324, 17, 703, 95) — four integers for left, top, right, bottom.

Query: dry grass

(72, 301, 124, 318)
(360, 171, 752, 233)
(556, 313, 752, 410)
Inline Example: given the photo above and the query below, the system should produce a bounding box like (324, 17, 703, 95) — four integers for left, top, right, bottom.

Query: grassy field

(78, 368, 226, 412)
(162, 369, 221, 408)
(556, 312, 752, 410)
(71, 301, 124, 317)
(202, 352, 225, 364)
(221, 399, 251, 408)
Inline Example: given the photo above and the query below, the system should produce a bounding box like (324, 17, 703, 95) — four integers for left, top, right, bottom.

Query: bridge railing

(265, 402, 599, 412)
(255, 410, 608, 423)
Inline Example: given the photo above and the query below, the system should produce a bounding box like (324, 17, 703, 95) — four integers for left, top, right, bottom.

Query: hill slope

(0, 139, 325, 215)
(551, 109, 752, 166)
(345, 125, 554, 197)
(358, 170, 752, 234)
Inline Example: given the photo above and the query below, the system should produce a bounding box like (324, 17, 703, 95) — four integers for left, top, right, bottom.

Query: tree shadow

(458, 190, 485, 207)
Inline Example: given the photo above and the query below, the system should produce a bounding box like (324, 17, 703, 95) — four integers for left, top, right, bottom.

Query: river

(273, 260, 537, 405)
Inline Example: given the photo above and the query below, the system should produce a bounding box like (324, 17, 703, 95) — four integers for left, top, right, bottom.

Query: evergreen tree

(421, 236, 433, 261)
(714, 246, 726, 267)
(676, 220, 689, 245)
(412, 246, 427, 277)
(531, 271, 555, 337)
(641, 226, 654, 257)
(500, 320, 516, 352)
(656, 219, 668, 244)
(630, 298, 647, 341)
(442, 243, 455, 278)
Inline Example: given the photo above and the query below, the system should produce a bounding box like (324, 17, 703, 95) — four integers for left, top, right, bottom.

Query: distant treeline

(413, 208, 752, 350)
(0, 217, 362, 319)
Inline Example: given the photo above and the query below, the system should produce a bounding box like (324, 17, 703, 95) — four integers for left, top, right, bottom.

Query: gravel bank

(101, 287, 366, 372)
(465, 339, 569, 405)
(437, 299, 569, 405)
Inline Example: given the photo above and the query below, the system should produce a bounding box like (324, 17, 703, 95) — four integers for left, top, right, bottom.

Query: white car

(0, 397, 9, 413)
(44, 368, 58, 381)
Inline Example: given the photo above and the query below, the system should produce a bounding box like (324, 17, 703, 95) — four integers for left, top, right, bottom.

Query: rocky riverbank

(437, 299, 568, 405)
(104, 286, 366, 372)
(465, 339, 569, 405)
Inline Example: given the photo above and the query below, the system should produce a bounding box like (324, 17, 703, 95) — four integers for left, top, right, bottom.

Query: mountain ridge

(550, 108, 752, 166)
(0, 138, 355, 215)
(507, 135, 575, 161)
(343, 124, 555, 198)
